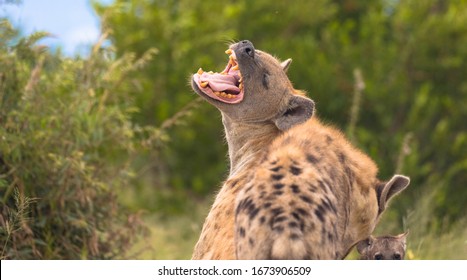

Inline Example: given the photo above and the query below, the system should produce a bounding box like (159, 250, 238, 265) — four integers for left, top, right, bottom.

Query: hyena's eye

(262, 72, 269, 89)
(393, 253, 401, 260)
(374, 253, 383, 260)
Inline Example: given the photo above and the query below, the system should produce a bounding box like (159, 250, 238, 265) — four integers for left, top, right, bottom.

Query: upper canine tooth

(229, 57, 236, 66)
(200, 81, 209, 88)
(232, 65, 239, 71)
(197, 68, 204, 75)
(225, 49, 233, 55)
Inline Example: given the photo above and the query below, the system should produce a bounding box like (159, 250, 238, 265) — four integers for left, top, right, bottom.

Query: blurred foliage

(0, 19, 162, 259)
(94, 0, 466, 226)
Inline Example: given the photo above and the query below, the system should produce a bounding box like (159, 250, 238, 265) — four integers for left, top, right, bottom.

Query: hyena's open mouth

(193, 49, 244, 104)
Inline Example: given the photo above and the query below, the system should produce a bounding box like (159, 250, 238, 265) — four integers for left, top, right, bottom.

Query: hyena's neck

(222, 114, 280, 176)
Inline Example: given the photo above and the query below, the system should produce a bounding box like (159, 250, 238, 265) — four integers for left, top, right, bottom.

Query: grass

(126, 202, 209, 260)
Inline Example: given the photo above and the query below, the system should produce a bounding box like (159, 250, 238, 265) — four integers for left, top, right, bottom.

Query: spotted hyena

(190, 40, 410, 260)
(356, 232, 408, 260)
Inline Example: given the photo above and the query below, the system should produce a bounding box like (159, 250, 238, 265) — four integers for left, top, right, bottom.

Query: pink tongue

(199, 72, 240, 94)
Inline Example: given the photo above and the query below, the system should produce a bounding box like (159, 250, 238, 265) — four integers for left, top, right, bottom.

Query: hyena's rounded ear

(281, 58, 292, 72)
(396, 231, 409, 250)
(377, 175, 410, 214)
(274, 95, 314, 131)
(356, 236, 374, 254)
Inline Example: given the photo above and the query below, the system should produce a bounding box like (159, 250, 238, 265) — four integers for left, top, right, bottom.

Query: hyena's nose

(239, 40, 255, 58)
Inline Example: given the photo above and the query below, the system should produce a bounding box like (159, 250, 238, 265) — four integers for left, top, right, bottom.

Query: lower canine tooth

(197, 68, 203, 75)
(232, 65, 239, 70)
(225, 49, 233, 55)
(239, 83, 243, 90)
(200, 81, 208, 88)
(229, 57, 237, 66)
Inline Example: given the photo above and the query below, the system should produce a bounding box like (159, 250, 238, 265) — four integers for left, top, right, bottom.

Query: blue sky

(1, 0, 113, 56)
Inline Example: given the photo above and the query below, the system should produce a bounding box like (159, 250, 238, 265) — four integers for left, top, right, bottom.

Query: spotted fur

(234, 118, 410, 259)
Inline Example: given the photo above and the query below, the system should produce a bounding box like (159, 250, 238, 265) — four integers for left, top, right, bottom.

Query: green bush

(0, 19, 159, 259)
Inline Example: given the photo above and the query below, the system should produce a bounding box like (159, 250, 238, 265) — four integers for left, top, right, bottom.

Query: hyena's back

(235, 117, 380, 260)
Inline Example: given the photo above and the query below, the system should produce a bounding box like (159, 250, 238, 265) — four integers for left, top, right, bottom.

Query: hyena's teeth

(197, 68, 204, 75)
(214, 91, 221, 96)
(208, 71, 214, 74)
(220, 92, 227, 97)
(238, 77, 242, 83)
(229, 57, 237, 66)
(227, 94, 234, 98)
(225, 49, 233, 55)
(239, 82, 243, 90)
(200, 81, 209, 88)
(232, 65, 239, 71)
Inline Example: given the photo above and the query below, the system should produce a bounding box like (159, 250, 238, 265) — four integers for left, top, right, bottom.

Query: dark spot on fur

(328, 232, 334, 242)
(274, 215, 287, 223)
(291, 212, 300, 221)
(263, 202, 272, 209)
(249, 237, 255, 246)
(338, 152, 346, 165)
(259, 216, 266, 224)
(273, 183, 285, 190)
(308, 184, 318, 193)
(290, 166, 302, 175)
(322, 197, 337, 214)
(306, 153, 319, 164)
(273, 226, 284, 233)
(270, 160, 278, 165)
(271, 174, 284, 181)
(300, 195, 313, 204)
(288, 221, 298, 228)
(290, 184, 300, 193)
(270, 166, 282, 172)
(290, 233, 300, 240)
(249, 207, 260, 220)
(326, 134, 333, 144)
(271, 207, 284, 216)
(259, 191, 266, 199)
(245, 185, 253, 193)
(315, 207, 325, 223)
(229, 179, 240, 188)
(236, 197, 254, 215)
(288, 200, 296, 207)
(296, 208, 309, 216)
(273, 190, 284, 196)
(239, 227, 245, 238)
(214, 223, 219, 230)
(318, 180, 330, 194)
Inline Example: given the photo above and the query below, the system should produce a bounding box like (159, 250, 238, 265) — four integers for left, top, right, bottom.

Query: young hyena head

(191, 40, 314, 131)
(357, 232, 409, 260)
